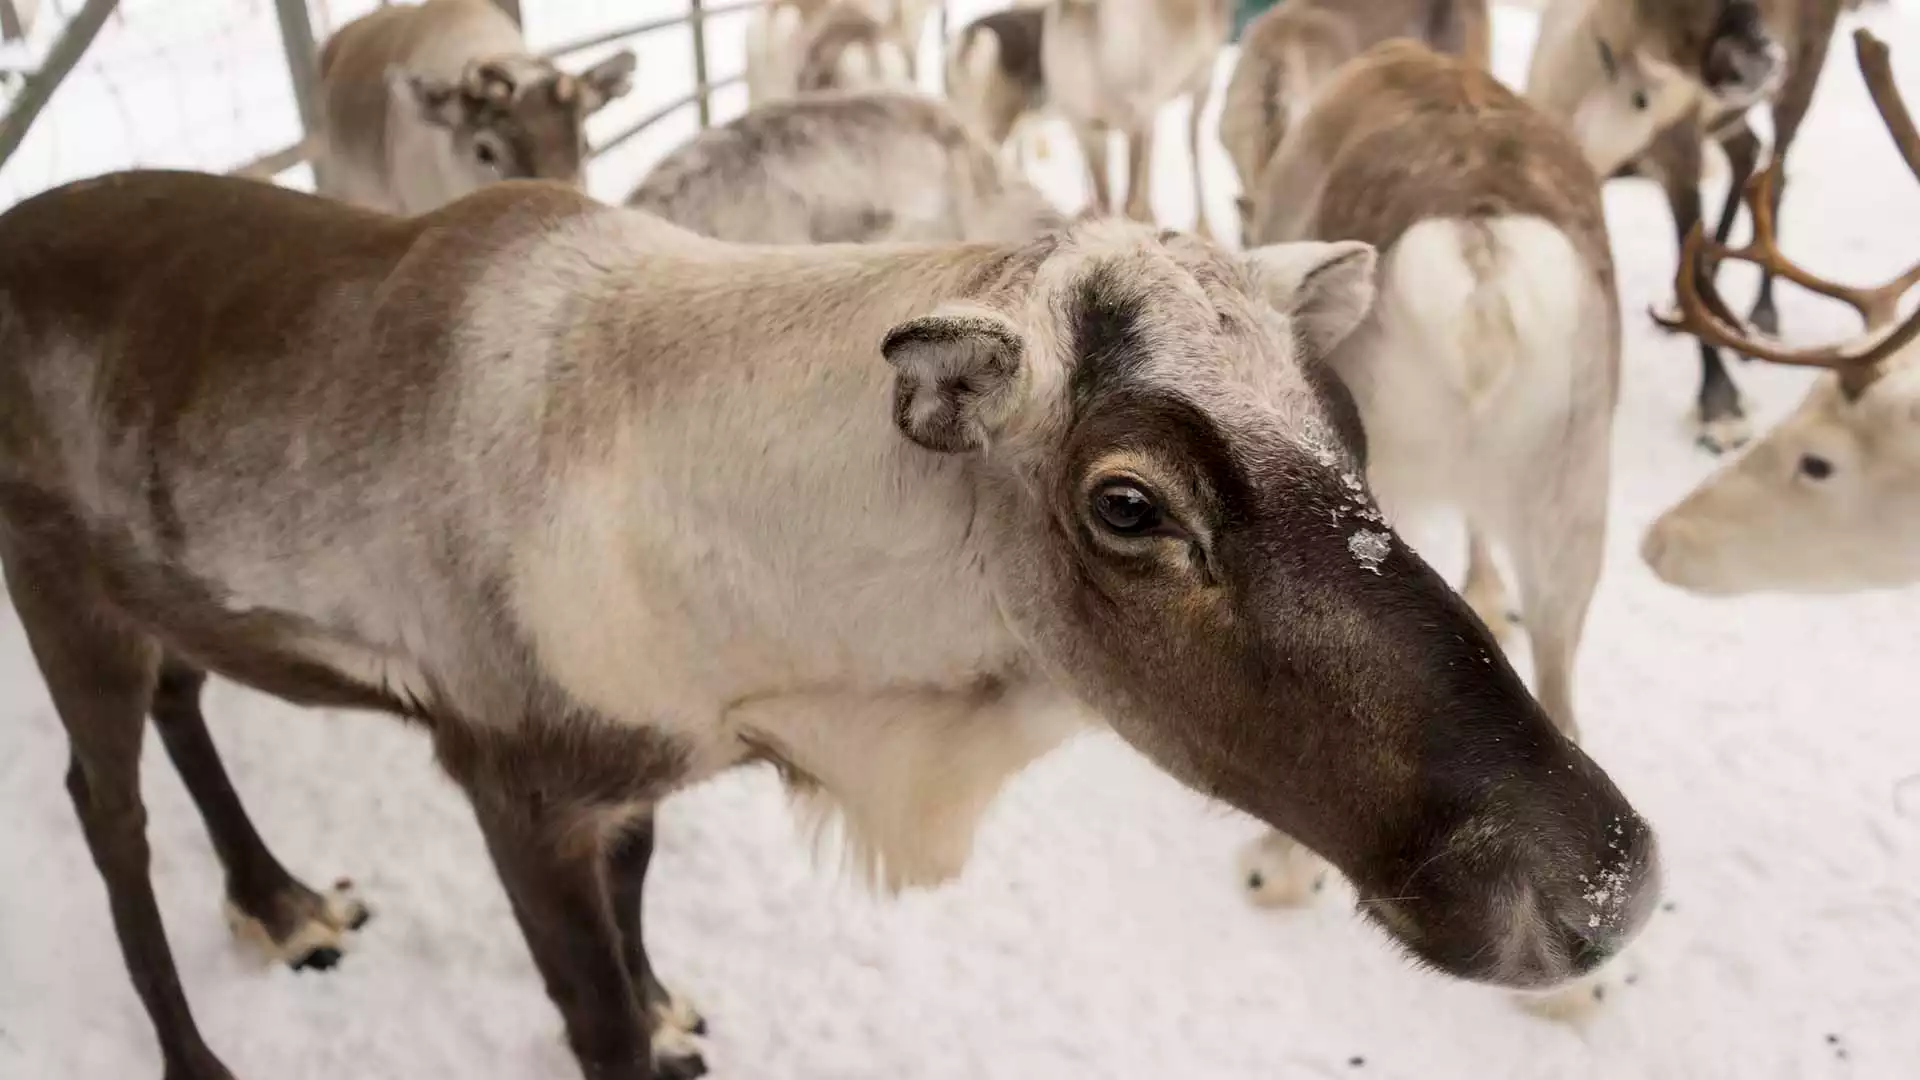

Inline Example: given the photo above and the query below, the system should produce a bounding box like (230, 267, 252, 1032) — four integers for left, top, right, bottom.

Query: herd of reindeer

(1, 0, 1917, 1077)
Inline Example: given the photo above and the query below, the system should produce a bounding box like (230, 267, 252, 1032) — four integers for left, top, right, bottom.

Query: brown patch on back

(1267, 41, 1612, 279)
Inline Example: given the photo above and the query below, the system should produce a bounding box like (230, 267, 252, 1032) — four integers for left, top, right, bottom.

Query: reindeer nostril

(1559, 915, 1615, 972)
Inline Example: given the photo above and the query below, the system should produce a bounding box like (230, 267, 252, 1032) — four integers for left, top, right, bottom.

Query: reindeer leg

(606, 815, 708, 1079)
(1186, 66, 1216, 240)
(1124, 121, 1158, 223)
(1749, 66, 1821, 338)
(468, 800, 656, 1080)
(1711, 122, 1762, 250)
(1237, 828, 1330, 908)
(1460, 525, 1521, 647)
(1074, 120, 1114, 216)
(151, 659, 369, 973)
(1501, 414, 1610, 745)
(1648, 120, 1747, 453)
(3, 549, 234, 1080)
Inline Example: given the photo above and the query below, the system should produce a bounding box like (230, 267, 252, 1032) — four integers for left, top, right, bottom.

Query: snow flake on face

(1348, 529, 1391, 574)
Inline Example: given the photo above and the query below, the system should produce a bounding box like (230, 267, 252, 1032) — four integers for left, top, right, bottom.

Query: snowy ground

(4, 2, 1920, 1079)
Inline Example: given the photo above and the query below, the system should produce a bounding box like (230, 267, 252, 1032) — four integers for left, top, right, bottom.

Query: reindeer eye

(1093, 483, 1162, 535)
(1631, 89, 1650, 111)
(1798, 454, 1834, 481)
(475, 141, 499, 167)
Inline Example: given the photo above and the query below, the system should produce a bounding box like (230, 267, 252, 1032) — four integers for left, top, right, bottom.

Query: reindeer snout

(1640, 515, 1700, 588)
(1360, 752, 1661, 991)
(1510, 814, 1661, 987)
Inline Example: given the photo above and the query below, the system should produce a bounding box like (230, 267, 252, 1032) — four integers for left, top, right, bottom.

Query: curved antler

(1652, 30, 1920, 399)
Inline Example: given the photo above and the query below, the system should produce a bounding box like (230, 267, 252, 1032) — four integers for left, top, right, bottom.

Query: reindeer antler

(1652, 29, 1920, 399)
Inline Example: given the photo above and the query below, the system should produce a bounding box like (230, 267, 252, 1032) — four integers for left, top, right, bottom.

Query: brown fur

(1264, 42, 1610, 278)
(1220, 0, 1493, 236)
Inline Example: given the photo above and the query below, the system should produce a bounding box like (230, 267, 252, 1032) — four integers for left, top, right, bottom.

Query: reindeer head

(1645, 29, 1920, 594)
(1535, 0, 1783, 177)
(391, 50, 637, 190)
(883, 221, 1658, 989)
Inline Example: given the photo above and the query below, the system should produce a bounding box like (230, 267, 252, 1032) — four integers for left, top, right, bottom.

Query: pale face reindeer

(1042, 0, 1232, 236)
(1218, 0, 1493, 247)
(317, 0, 636, 216)
(1240, 40, 1624, 922)
(1527, 0, 1856, 454)
(0, 166, 1656, 1079)
(745, 0, 916, 107)
(626, 91, 1066, 244)
(1644, 29, 1920, 594)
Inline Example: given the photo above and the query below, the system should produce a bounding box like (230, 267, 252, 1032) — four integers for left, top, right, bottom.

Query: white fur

(1355, 217, 1590, 503)
(1336, 215, 1611, 739)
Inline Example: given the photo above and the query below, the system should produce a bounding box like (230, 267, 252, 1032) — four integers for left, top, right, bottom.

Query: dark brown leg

(1749, 50, 1825, 337)
(3, 555, 234, 1080)
(466, 792, 654, 1080)
(150, 659, 368, 972)
(607, 818, 707, 1079)
(1645, 119, 1746, 452)
(1710, 122, 1762, 249)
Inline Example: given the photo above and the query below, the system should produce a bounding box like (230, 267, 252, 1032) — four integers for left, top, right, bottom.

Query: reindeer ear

(881, 305, 1027, 454)
(388, 67, 466, 128)
(1244, 240, 1378, 356)
(578, 51, 638, 112)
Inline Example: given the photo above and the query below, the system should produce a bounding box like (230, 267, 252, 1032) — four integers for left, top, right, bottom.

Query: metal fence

(0, 0, 771, 198)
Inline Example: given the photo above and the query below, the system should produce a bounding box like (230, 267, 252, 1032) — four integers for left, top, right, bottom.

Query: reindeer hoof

(1695, 413, 1752, 455)
(1238, 830, 1329, 908)
(226, 878, 370, 973)
(652, 987, 708, 1041)
(648, 985, 710, 1077)
(651, 1026, 709, 1080)
(291, 946, 343, 973)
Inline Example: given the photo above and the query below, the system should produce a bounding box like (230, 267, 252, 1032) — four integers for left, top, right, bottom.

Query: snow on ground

(3, 2, 1920, 1079)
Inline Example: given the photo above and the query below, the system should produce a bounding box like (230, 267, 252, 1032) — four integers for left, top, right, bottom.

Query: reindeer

(1042, 0, 1232, 235)
(744, 0, 916, 107)
(1239, 40, 1621, 909)
(946, 4, 1050, 162)
(315, 0, 636, 216)
(1218, 0, 1493, 246)
(1524, 0, 1855, 454)
(0, 166, 1657, 1079)
(1644, 29, 1920, 594)
(625, 91, 1064, 244)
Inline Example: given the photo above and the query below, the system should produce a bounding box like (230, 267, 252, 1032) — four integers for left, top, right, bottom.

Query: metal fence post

(0, 0, 121, 173)
(271, 0, 329, 189)
(689, 0, 711, 129)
